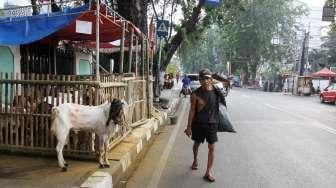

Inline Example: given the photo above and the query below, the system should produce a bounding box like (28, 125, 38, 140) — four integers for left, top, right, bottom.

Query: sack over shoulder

(218, 104, 236, 133)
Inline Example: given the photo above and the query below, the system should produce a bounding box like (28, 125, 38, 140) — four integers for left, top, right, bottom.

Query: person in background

(176, 72, 180, 83)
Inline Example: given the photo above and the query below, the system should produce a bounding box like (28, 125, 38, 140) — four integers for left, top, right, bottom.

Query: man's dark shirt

(192, 87, 219, 127)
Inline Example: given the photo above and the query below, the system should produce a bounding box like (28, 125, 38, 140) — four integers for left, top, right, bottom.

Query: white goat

(51, 99, 126, 172)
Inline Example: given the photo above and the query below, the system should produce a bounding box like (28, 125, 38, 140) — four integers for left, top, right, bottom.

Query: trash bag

(213, 82, 228, 107)
(218, 104, 236, 133)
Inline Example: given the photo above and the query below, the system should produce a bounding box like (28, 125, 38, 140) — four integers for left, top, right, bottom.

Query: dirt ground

(0, 154, 98, 188)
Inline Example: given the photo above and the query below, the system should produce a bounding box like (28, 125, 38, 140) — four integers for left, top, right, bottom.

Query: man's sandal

(190, 162, 198, 170)
(203, 174, 215, 182)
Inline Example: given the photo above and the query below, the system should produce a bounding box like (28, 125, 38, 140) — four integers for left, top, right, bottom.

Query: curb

(167, 97, 182, 125)
(80, 112, 168, 188)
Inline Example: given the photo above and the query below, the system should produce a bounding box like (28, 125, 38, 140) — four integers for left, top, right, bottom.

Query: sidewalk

(0, 83, 182, 188)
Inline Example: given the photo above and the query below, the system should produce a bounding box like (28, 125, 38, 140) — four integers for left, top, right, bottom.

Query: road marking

(147, 100, 188, 188)
(242, 94, 250, 98)
(264, 103, 336, 135)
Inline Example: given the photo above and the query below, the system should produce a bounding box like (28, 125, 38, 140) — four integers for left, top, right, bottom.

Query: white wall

(75, 51, 91, 75)
(9, 46, 21, 75)
(312, 79, 330, 91)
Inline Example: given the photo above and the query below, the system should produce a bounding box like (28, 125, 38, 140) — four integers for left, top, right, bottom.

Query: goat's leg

(103, 138, 110, 168)
(55, 128, 70, 172)
(98, 136, 105, 168)
(62, 134, 70, 167)
(56, 141, 67, 172)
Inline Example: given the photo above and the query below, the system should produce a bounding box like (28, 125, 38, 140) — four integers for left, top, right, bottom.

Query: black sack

(218, 104, 236, 133)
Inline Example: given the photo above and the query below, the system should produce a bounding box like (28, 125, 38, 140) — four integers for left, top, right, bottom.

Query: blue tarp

(0, 4, 89, 45)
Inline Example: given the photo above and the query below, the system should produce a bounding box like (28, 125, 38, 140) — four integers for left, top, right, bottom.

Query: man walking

(184, 68, 219, 182)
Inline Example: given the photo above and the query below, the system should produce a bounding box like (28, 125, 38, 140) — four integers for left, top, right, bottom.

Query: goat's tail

(51, 107, 59, 135)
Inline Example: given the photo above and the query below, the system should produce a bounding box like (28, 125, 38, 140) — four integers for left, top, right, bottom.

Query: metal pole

(53, 44, 57, 74)
(154, 37, 162, 102)
(119, 21, 125, 74)
(95, 0, 100, 81)
(146, 39, 151, 118)
(158, 38, 162, 72)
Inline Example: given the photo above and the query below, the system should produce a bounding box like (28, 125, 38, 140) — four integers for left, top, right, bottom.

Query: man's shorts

(191, 123, 218, 144)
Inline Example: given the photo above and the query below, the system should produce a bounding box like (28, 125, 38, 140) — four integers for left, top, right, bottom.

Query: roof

(0, 2, 144, 49)
(311, 68, 336, 77)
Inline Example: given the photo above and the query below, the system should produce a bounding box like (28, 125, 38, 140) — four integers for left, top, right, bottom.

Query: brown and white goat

(51, 99, 126, 171)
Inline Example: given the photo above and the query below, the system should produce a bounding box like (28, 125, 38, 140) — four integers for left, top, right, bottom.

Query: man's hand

(184, 127, 192, 138)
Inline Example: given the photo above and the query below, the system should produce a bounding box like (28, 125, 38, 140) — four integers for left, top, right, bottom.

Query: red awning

(312, 68, 336, 77)
(41, 3, 144, 45)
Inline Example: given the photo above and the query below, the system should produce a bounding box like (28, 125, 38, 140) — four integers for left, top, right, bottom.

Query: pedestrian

(184, 68, 218, 182)
(176, 72, 180, 83)
(179, 74, 192, 97)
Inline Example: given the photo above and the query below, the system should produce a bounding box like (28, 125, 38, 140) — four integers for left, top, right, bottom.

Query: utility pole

(299, 30, 309, 76)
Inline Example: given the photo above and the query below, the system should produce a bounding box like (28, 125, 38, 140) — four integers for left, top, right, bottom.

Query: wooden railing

(0, 72, 151, 159)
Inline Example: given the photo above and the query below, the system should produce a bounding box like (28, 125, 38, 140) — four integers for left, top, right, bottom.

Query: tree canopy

(178, 0, 307, 82)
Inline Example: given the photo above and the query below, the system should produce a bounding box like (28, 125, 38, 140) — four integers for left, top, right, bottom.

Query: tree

(321, 24, 336, 68)
(178, 0, 306, 84)
(110, 0, 149, 34)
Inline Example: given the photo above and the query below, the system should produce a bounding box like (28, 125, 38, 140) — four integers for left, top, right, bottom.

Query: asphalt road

(126, 88, 336, 188)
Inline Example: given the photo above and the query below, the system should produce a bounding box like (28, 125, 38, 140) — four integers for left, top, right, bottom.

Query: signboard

(156, 20, 169, 38)
(330, 67, 336, 73)
(204, 0, 220, 7)
(4, 6, 32, 17)
(76, 20, 92, 34)
(322, 6, 335, 22)
(322, 0, 335, 22)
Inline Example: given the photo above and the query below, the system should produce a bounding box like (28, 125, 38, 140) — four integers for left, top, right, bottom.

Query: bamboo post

(4, 73, 9, 145)
(135, 36, 139, 77)
(96, 0, 100, 81)
(15, 73, 19, 146)
(128, 28, 134, 73)
(141, 37, 145, 78)
(9, 73, 14, 145)
(119, 21, 126, 74)
(0, 73, 2, 145)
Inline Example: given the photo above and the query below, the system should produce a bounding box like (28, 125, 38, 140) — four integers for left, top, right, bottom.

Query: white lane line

(147, 100, 188, 188)
(242, 94, 250, 98)
(264, 103, 336, 135)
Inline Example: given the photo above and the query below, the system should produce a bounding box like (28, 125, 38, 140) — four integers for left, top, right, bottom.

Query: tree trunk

(30, 0, 39, 15)
(116, 0, 148, 34)
(249, 61, 257, 80)
(160, 0, 204, 71)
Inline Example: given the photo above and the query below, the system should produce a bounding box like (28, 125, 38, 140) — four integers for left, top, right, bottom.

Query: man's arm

(185, 93, 197, 137)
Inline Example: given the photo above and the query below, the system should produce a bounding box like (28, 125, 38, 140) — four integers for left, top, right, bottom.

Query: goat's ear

(121, 99, 128, 107)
